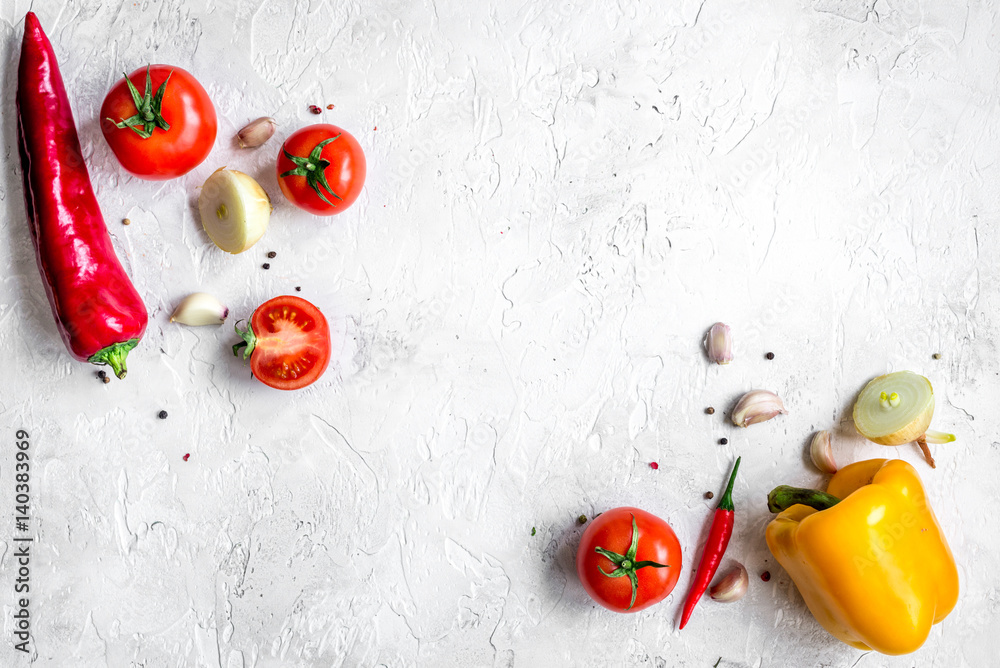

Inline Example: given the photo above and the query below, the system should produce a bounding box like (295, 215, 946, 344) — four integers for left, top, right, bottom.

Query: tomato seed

(326, 104, 334, 110)
(122, 218, 131, 225)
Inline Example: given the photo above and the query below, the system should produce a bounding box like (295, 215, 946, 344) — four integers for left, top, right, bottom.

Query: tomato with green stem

(276, 124, 366, 215)
(100, 65, 217, 180)
(232, 296, 331, 391)
(576, 507, 682, 613)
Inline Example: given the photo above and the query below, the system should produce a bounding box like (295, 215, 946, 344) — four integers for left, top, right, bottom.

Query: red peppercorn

(182, 453, 190, 461)
(649, 462, 659, 470)
(761, 571, 771, 582)
(308, 105, 322, 114)
(326, 104, 334, 110)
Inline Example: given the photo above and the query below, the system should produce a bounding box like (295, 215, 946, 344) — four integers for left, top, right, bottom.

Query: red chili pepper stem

(88, 338, 140, 379)
(678, 456, 741, 630)
(716, 456, 741, 512)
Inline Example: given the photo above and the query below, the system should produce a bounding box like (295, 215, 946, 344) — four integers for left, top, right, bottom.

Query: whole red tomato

(276, 124, 366, 215)
(576, 507, 682, 613)
(100, 65, 217, 180)
(233, 295, 332, 391)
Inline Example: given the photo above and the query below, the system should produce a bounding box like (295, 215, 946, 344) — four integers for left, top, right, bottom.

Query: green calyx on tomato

(232, 320, 257, 359)
(279, 136, 345, 206)
(593, 514, 669, 611)
(106, 65, 173, 139)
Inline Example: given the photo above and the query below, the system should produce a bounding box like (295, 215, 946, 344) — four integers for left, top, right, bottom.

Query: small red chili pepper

(17, 13, 148, 378)
(678, 456, 741, 629)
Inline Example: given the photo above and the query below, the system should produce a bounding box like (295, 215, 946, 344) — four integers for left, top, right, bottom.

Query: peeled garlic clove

(809, 430, 837, 474)
(705, 322, 733, 364)
(731, 390, 787, 427)
(710, 563, 748, 602)
(170, 292, 229, 326)
(199, 168, 272, 254)
(237, 117, 277, 148)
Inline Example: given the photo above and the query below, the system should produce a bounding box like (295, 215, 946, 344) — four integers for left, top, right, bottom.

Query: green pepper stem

(89, 339, 140, 379)
(716, 456, 741, 512)
(767, 485, 841, 513)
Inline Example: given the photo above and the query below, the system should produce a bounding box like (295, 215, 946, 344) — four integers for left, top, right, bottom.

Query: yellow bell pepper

(765, 459, 958, 655)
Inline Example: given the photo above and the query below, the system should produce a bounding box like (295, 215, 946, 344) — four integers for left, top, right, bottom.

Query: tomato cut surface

(238, 296, 331, 390)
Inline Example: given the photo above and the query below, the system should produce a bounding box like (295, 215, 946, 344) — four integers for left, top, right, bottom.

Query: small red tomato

(100, 65, 217, 180)
(576, 507, 682, 613)
(276, 124, 366, 215)
(233, 296, 331, 391)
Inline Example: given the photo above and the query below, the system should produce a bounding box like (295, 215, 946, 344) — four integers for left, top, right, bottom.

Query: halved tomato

(233, 296, 331, 390)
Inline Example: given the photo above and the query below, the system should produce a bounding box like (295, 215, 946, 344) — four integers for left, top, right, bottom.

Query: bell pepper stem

(89, 338, 140, 379)
(767, 485, 841, 513)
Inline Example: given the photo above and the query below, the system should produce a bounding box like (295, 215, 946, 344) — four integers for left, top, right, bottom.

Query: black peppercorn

(158, 410, 168, 419)
(766, 352, 775, 360)
(719, 437, 728, 445)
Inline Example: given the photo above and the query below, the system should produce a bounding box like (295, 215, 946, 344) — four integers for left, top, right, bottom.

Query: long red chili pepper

(679, 456, 741, 629)
(17, 13, 148, 378)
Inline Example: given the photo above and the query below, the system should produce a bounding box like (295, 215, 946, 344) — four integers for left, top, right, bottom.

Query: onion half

(199, 168, 271, 253)
(852, 371, 954, 468)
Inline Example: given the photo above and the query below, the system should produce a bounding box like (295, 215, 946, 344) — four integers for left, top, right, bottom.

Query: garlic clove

(809, 430, 837, 473)
(731, 390, 787, 427)
(709, 563, 748, 602)
(170, 292, 229, 326)
(237, 117, 277, 148)
(705, 322, 734, 364)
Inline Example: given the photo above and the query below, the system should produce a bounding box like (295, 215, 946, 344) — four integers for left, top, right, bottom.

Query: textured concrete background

(0, 0, 997, 665)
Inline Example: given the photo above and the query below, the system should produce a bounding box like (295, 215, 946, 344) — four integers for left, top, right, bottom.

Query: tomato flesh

(248, 296, 331, 390)
(100, 65, 217, 180)
(576, 507, 682, 613)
